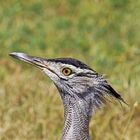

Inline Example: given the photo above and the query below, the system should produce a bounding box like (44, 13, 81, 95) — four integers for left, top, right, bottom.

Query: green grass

(0, 0, 140, 139)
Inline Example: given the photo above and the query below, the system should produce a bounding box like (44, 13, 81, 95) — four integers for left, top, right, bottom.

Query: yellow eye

(62, 68, 72, 76)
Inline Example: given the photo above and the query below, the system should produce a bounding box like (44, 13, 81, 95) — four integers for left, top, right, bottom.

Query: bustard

(10, 52, 126, 140)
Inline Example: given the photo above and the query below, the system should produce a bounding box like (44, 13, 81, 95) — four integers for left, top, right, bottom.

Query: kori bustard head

(10, 52, 126, 140)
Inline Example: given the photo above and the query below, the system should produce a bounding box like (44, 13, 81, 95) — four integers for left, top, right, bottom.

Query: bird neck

(61, 94, 91, 140)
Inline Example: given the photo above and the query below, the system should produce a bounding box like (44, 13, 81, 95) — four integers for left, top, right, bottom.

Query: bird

(9, 52, 126, 140)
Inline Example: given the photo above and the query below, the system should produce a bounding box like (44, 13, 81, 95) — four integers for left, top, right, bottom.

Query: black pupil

(65, 69, 69, 73)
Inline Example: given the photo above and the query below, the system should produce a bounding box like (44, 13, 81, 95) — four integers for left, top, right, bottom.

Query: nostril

(33, 58, 41, 63)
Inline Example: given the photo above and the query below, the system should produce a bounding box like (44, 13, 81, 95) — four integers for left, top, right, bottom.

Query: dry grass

(0, 59, 140, 140)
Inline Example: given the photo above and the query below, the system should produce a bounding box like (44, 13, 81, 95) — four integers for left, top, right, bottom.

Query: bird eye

(62, 68, 72, 76)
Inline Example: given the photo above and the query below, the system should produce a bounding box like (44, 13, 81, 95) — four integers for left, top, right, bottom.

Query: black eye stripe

(76, 72, 97, 77)
(48, 58, 93, 70)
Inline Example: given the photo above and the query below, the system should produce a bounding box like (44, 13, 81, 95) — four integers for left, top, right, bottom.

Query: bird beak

(9, 52, 47, 69)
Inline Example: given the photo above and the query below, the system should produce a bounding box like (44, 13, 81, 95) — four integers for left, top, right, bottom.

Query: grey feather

(9, 52, 126, 140)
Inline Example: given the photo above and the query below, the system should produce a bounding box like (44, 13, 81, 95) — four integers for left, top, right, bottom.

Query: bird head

(9, 52, 96, 94)
(10, 52, 126, 116)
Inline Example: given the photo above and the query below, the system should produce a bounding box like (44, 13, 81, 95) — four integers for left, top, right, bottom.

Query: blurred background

(0, 0, 140, 139)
